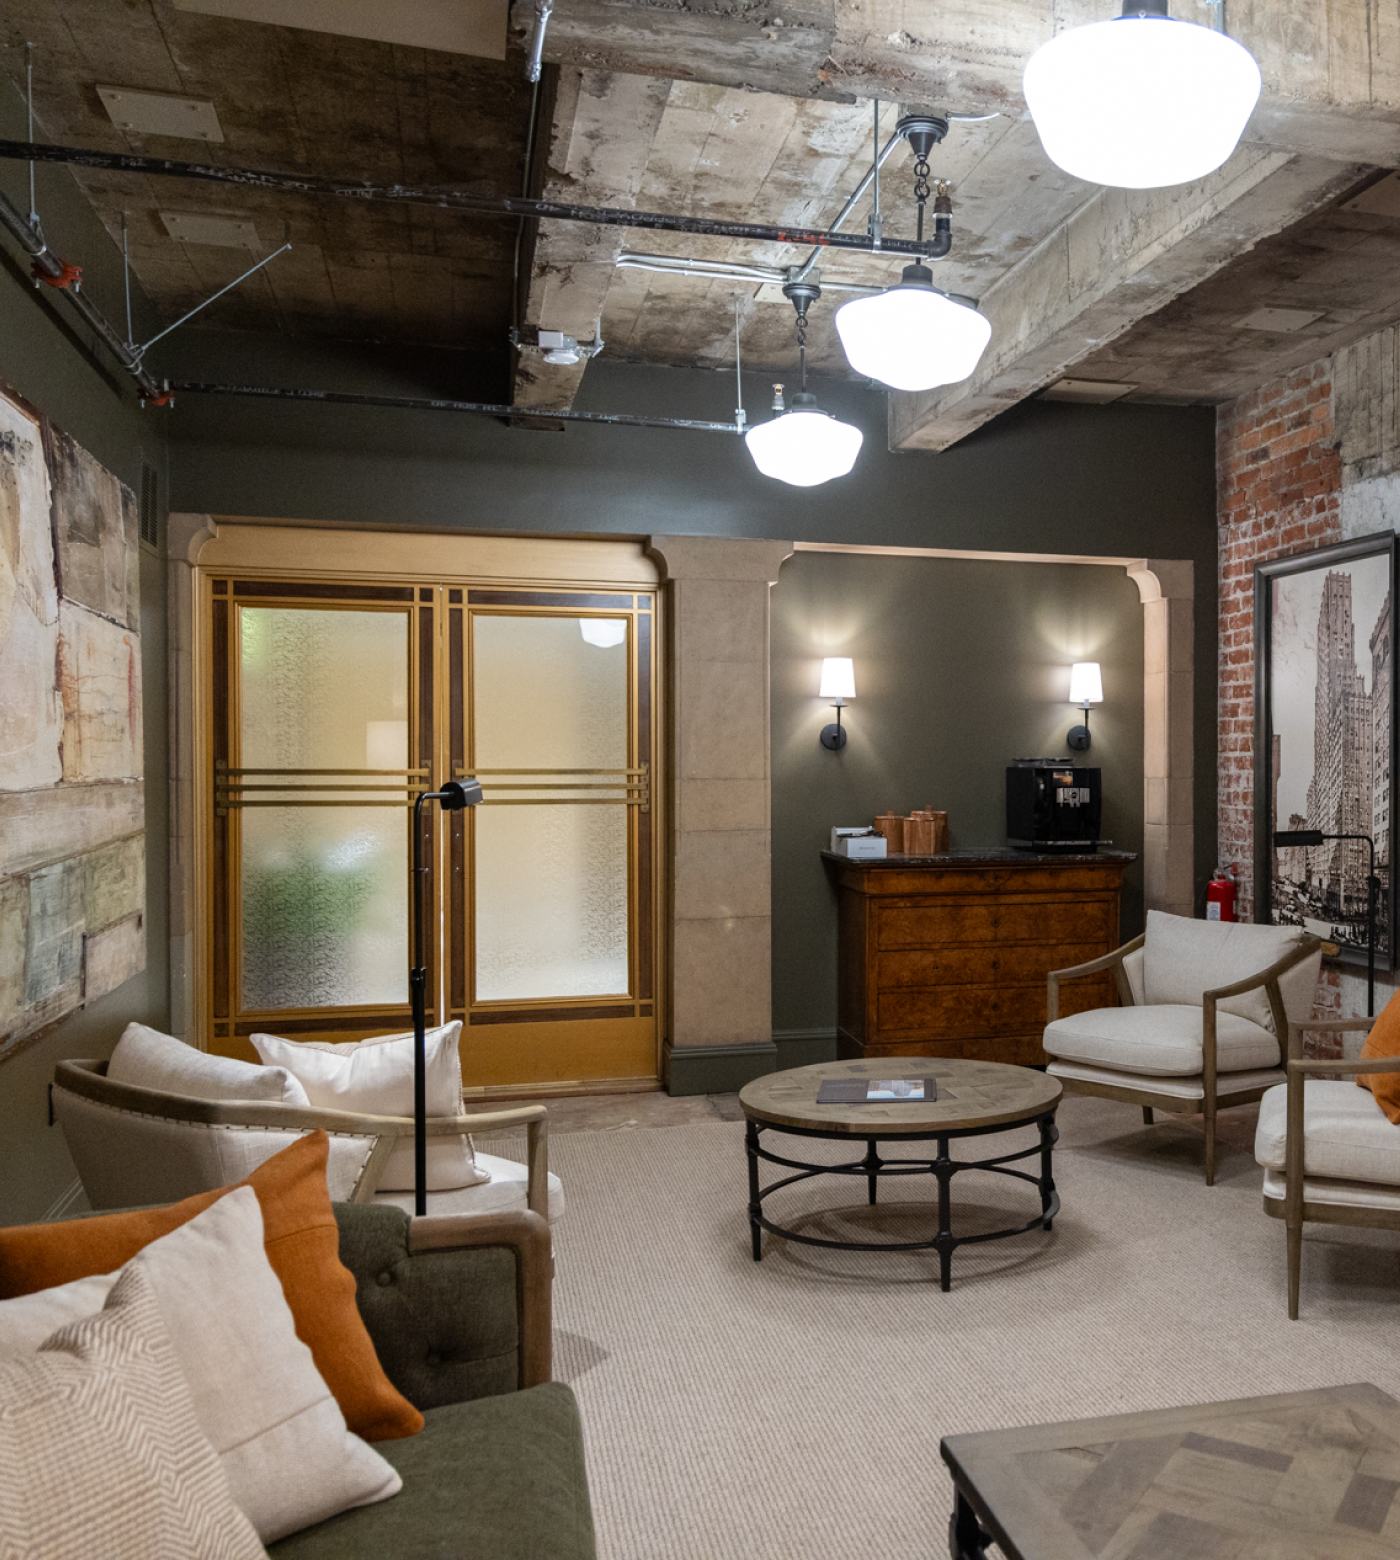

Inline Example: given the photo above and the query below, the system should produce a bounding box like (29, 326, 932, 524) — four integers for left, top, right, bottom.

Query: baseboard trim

(42, 1178, 85, 1224)
(773, 1029, 837, 1068)
(662, 1041, 777, 1095)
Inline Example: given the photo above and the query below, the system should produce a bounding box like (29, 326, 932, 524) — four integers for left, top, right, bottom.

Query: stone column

(1128, 559, 1195, 917)
(648, 536, 793, 1094)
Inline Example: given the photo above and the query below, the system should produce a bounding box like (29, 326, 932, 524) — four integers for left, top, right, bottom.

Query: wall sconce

(1067, 661, 1103, 752)
(819, 657, 856, 750)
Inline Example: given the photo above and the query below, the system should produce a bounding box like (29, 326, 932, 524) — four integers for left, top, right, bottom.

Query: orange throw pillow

(1358, 988, 1400, 1125)
(0, 1132, 422, 1442)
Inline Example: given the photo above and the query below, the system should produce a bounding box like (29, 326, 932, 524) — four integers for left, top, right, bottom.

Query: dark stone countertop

(820, 846, 1137, 868)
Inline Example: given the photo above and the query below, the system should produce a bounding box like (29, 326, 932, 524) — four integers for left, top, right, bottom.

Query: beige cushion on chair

(1141, 910, 1311, 1031)
(109, 1022, 311, 1106)
(373, 1151, 566, 1223)
(1044, 1002, 1281, 1076)
(1255, 1081, 1400, 1187)
(1047, 1059, 1284, 1100)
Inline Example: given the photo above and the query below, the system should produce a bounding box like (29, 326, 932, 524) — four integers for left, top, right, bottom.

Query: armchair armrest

(1201, 937, 1325, 1089)
(1283, 1043, 1400, 1218)
(1287, 1055, 1400, 1077)
(1285, 1015, 1373, 1061)
(1047, 933, 1144, 1019)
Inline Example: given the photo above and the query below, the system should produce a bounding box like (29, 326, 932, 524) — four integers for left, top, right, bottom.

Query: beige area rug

(493, 1095, 1400, 1560)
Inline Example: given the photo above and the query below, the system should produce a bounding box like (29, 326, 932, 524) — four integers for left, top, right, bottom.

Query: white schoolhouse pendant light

(745, 280, 863, 487)
(835, 115, 991, 393)
(1022, 1, 1262, 190)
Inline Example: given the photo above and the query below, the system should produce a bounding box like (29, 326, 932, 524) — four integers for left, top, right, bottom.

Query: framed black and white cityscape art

(1255, 533, 1397, 970)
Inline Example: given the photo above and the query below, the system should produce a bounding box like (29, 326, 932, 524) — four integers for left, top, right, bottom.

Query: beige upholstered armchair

(51, 1059, 561, 1221)
(1044, 910, 1325, 1185)
(1254, 1016, 1400, 1318)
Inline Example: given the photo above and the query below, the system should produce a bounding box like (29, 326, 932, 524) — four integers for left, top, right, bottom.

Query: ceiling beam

(889, 150, 1366, 452)
(513, 69, 671, 414)
(511, 0, 1400, 168)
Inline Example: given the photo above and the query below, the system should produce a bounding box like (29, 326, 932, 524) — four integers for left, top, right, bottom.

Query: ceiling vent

(1234, 306, 1325, 334)
(1040, 378, 1137, 404)
(170, 0, 507, 61)
(161, 211, 262, 249)
(97, 85, 224, 143)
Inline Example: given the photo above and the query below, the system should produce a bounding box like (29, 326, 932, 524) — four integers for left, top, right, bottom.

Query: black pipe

(167, 380, 743, 433)
(0, 140, 938, 259)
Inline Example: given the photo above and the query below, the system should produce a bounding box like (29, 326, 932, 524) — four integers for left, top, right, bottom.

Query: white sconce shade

(1023, 8, 1261, 190)
(820, 657, 856, 702)
(1069, 661, 1104, 707)
(835, 270, 992, 392)
(578, 617, 627, 648)
(745, 400, 863, 487)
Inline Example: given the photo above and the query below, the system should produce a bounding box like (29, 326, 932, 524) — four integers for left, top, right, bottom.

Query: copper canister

(873, 813, 905, 853)
(904, 814, 935, 854)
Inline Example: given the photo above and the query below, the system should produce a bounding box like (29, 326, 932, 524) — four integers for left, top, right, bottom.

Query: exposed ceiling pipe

(0, 187, 164, 401)
(166, 381, 742, 433)
(614, 253, 885, 294)
(525, 0, 555, 83)
(791, 130, 903, 284)
(0, 140, 936, 259)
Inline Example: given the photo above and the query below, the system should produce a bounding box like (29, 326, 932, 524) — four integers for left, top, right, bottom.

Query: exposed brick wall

(1217, 359, 1345, 1034)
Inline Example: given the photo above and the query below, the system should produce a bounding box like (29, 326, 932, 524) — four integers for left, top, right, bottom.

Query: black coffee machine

(1006, 759, 1102, 849)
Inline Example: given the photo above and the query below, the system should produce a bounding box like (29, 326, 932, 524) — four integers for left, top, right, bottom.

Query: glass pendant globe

(1023, 11, 1261, 189)
(835, 271, 992, 392)
(744, 398, 863, 487)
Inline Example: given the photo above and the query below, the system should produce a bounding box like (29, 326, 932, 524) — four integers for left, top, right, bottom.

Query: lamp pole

(410, 779, 482, 1216)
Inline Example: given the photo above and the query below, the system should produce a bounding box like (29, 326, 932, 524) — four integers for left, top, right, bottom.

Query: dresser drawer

(877, 978, 1114, 1040)
(878, 941, 1106, 989)
(876, 898, 1116, 950)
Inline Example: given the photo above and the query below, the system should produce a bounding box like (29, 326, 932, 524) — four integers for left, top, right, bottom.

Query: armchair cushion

(1358, 989, 1400, 1124)
(109, 1021, 311, 1106)
(374, 1153, 565, 1226)
(1255, 1081, 1400, 1187)
(1142, 910, 1311, 1031)
(1044, 1003, 1280, 1076)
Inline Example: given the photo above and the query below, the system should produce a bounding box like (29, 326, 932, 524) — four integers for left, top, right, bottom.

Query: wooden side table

(942, 1383, 1400, 1559)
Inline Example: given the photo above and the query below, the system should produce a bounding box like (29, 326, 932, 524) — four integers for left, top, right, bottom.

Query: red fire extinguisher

(1205, 864, 1239, 922)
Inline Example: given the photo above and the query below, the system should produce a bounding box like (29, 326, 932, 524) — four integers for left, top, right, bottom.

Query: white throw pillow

(0, 1189, 401, 1544)
(0, 1263, 267, 1560)
(251, 1023, 489, 1192)
(109, 1021, 311, 1106)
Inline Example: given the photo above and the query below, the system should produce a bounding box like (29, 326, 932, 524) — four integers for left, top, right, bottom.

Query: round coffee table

(739, 1058, 1062, 1291)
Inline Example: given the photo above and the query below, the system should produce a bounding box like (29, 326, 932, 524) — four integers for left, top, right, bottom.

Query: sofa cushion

(267, 1384, 597, 1560)
(109, 1021, 310, 1106)
(1044, 1003, 1281, 1076)
(1142, 910, 1311, 1031)
(373, 1153, 565, 1225)
(1255, 1080, 1400, 1186)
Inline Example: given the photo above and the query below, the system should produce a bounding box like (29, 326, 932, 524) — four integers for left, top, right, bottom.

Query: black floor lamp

(1273, 828, 1379, 1017)
(411, 777, 483, 1216)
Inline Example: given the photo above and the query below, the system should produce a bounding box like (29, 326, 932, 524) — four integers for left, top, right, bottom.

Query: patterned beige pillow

(0, 1262, 266, 1559)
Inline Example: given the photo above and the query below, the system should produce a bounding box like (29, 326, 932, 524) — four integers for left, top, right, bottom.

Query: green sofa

(270, 1204, 597, 1560)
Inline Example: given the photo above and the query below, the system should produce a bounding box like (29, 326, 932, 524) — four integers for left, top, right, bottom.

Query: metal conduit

(0, 140, 937, 259)
(167, 381, 743, 434)
(615, 253, 885, 294)
(0, 188, 163, 399)
(791, 130, 904, 283)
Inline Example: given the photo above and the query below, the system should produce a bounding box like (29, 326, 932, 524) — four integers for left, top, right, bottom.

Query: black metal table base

(745, 1111, 1059, 1292)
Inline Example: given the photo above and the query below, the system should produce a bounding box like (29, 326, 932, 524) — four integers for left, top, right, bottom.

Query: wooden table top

(942, 1383, 1400, 1560)
(738, 1058, 1061, 1136)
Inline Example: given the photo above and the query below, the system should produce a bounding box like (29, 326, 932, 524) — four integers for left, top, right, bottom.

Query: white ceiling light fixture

(1023, 1, 1261, 190)
(834, 116, 991, 393)
(578, 618, 627, 648)
(745, 281, 863, 487)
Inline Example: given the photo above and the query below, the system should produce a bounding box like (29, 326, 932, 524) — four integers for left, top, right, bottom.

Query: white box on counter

(829, 828, 887, 859)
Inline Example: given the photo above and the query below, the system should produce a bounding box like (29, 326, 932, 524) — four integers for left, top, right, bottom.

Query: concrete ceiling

(3, 0, 1400, 447)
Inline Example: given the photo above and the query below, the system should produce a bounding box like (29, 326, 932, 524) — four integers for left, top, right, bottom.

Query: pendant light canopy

(836, 265, 991, 392)
(745, 279, 863, 486)
(745, 391, 864, 486)
(1023, 1, 1261, 190)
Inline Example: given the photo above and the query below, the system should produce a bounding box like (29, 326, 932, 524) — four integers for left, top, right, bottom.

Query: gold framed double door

(207, 574, 659, 1091)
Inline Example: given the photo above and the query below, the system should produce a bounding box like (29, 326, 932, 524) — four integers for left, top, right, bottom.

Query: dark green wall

(0, 99, 169, 1222)
(770, 552, 1146, 1038)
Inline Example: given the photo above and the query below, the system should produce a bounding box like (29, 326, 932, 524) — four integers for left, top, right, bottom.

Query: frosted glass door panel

(240, 607, 410, 769)
(473, 615, 627, 769)
(241, 806, 407, 1010)
(474, 805, 628, 1001)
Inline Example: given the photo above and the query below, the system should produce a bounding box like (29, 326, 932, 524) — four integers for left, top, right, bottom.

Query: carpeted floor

(492, 1095, 1400, 1560)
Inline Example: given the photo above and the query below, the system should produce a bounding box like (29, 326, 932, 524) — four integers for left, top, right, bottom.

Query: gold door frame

(188, 524, 664, 1090)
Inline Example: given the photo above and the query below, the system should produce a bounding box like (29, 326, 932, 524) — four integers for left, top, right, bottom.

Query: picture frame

(1254, 533, 1397, 973)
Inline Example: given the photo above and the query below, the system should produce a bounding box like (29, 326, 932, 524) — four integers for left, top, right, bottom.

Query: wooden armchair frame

(52, 1059, 550, 1217)
(1263, 1017, 1400, 1319)
(1047, 932, 1327, 1185)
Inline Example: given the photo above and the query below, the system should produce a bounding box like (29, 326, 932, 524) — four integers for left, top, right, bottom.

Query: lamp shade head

(819, 656, 856, 701)
(1022, 10, 1261, 189)
(744, 397, 863, 487)
(1069, 661, 1104, 707)
(834, 268, 992, 392)
(578, 617, 627, 648)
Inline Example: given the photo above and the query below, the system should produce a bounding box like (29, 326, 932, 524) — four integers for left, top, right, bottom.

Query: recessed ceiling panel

(1040, 379, 1137, 404)
(161, 211, 262, 249)
(171, 0, 508, 60)
(97, 85, 224, 142)
(1235, 306, 1325, 334)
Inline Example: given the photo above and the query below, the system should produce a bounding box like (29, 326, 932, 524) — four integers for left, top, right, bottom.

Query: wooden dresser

(825, 850, 1134, 1067)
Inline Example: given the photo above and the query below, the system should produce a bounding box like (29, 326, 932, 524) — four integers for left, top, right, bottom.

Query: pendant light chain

(913, 152, 931, 246)
(795, 309, 808, 392)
